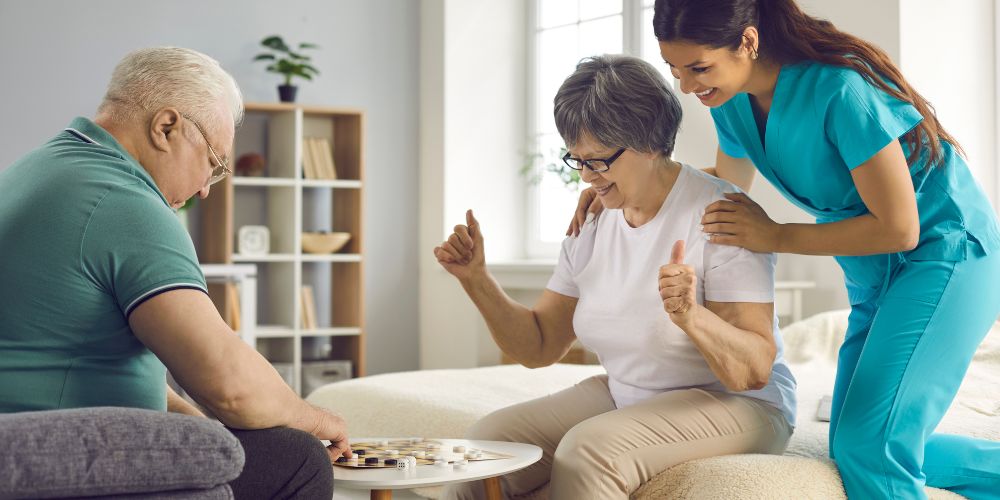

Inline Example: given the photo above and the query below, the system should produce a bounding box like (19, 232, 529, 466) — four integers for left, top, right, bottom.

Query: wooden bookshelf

(195, 103, 366, 395)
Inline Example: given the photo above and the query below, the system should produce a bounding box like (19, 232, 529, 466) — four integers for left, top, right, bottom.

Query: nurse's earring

(750, 47, 759, 60)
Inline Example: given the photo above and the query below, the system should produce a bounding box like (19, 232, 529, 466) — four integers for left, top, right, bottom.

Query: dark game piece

(385, 459, 398, 466)
(365, 457, 379, 465)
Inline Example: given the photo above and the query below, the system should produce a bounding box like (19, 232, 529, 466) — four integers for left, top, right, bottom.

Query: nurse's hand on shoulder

(659, 240, 697, 329)
(435, 209, 486, 282)
(566, 187, 605, 237)
(702, 192, 782, 253)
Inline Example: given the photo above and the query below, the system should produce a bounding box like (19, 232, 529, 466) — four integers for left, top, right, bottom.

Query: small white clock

(237, 225, 270, 256)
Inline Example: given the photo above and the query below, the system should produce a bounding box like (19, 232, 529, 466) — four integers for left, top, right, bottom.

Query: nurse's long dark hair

(653, 0, 962, 167)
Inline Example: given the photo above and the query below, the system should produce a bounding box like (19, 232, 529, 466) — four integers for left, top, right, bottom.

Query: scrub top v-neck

(709, 61, 1000, 304)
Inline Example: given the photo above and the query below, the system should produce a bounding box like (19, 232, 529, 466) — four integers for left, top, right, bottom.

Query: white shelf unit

(196, 103, 366, 395)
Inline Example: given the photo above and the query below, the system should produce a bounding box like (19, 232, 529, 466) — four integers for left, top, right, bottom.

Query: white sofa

(307, 310, 1000, 499)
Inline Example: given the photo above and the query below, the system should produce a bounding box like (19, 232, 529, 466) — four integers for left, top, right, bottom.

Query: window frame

(524, 0, 659, 258)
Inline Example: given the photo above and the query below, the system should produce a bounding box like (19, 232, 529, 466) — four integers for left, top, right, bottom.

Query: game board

(333, 438, 513, 468)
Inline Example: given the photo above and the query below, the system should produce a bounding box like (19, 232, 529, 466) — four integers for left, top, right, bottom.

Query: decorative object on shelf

(237, 225, 271, 256)
(234, 152, 266, 177)
(253, 35, 320, 103)
(300, 285, 318, 330)
(301, 231, 350, 254)
(301, 137, 337, 180)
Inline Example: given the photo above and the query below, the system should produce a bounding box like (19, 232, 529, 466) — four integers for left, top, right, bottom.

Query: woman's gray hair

(98, 47, 244, 135)
(554, 54, 682, 156)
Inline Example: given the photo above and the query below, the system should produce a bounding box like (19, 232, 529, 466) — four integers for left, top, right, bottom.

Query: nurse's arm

(680, 301, 776, 392)
(774, 141, 919, 255)
(714, 147, 757, 192)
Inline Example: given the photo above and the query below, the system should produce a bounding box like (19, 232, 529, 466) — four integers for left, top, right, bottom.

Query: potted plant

(253, 35, 320, 103)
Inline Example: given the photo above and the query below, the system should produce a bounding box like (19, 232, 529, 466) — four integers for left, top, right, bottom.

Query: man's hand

(659, 240, 698, 328)
(308, 406, 352, 460)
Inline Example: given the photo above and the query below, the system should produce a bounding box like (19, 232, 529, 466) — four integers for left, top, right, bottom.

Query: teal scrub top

(711, 61, 1000, 304)
(0, 117, 208, 412)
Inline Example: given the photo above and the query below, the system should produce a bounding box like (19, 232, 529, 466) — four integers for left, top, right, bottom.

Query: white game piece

(351, 453, 360, 460)
(410, 437, 423, 444)
(406, 456, 417, 467)
(414, 451, 426, 459)
(454, 459, 469, 471)
(434, 459, 448, 467)
(426, 443, 441, 449)
(388, 450, 399, 457)
(453, 445, 466, 453)
(377, 440, 389, 447)
(465, 452, 477, 459)
(428, 454, 440, 461)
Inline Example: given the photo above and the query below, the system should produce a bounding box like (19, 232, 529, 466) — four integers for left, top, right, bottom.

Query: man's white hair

(98, 47, 244, 135)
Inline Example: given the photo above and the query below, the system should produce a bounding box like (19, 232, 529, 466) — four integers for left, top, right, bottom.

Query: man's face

(167, 112, 234, 209)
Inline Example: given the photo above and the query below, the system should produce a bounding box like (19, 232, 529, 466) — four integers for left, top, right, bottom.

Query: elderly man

(0, 47, 349, 498)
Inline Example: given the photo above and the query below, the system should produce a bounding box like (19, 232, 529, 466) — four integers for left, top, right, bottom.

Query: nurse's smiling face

(659, 37, 756, 108)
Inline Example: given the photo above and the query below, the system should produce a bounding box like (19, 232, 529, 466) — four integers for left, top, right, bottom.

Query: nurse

(566, 0, 1000, 498)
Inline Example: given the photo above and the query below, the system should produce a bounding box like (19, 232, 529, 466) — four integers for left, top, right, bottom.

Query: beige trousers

(442, 375, 792, 500)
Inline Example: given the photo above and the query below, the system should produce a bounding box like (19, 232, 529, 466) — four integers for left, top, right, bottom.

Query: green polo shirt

(0, 117, 207, 412)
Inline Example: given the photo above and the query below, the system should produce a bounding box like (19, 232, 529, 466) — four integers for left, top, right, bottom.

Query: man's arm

(129, 288, 351, 457)
(166, 383, 205, 417)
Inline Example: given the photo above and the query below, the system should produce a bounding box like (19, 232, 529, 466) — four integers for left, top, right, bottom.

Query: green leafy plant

(521, 146, 581, 190)
(253, 35, 320, 86)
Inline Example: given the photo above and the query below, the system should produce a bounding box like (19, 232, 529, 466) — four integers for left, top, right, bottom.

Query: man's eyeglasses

(182, 114, 231, 187)
(562, 147, 627, 173)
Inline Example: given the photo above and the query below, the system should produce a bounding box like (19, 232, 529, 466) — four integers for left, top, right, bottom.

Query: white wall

(419, 0, 529, 368)
(0, 0, 421, 375)
(900, 0, 996, 206)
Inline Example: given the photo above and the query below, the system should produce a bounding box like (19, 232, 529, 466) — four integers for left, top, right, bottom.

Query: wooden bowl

(301, 231, 351, 254)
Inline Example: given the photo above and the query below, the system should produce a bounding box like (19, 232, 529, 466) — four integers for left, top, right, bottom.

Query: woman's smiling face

(659, 39, 755, 108)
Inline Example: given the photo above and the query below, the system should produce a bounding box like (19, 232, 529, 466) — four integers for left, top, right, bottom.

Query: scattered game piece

(385, 459, 398, 466)
(335, 439, 513, 469)
(434, 459, 447, 467)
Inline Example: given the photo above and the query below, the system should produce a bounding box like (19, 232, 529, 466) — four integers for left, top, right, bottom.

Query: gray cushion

(0, 407, 244, 499)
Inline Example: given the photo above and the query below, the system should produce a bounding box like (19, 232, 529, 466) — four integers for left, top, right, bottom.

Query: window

(526, 0, 667, 257)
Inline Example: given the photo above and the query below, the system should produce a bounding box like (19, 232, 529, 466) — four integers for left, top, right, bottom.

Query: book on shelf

(300, 285, 318, 330)
(302, 137, 319, 180)
(303, 137, 337, 180)
(318, 137, 337, 180)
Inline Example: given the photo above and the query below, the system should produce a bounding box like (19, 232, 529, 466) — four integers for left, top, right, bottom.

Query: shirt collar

(65, 117, 173, 209)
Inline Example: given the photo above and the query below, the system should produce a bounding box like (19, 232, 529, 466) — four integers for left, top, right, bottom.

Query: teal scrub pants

(829, 243, 1000, 499)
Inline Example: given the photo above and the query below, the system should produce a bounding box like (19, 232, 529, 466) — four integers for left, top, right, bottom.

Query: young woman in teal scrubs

(567, 0, 1000, 498)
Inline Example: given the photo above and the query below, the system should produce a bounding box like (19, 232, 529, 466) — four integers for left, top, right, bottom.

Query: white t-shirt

(546, 165, 797, 426)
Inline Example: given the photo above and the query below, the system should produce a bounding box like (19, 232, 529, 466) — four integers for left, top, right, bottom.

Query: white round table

(333, 438, 543, 500)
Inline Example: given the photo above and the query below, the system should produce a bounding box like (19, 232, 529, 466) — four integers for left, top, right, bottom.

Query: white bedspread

(307, 310, 1000, 499)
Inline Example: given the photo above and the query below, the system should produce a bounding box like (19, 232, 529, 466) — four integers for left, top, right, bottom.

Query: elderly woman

(434, 54, 796, 500)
